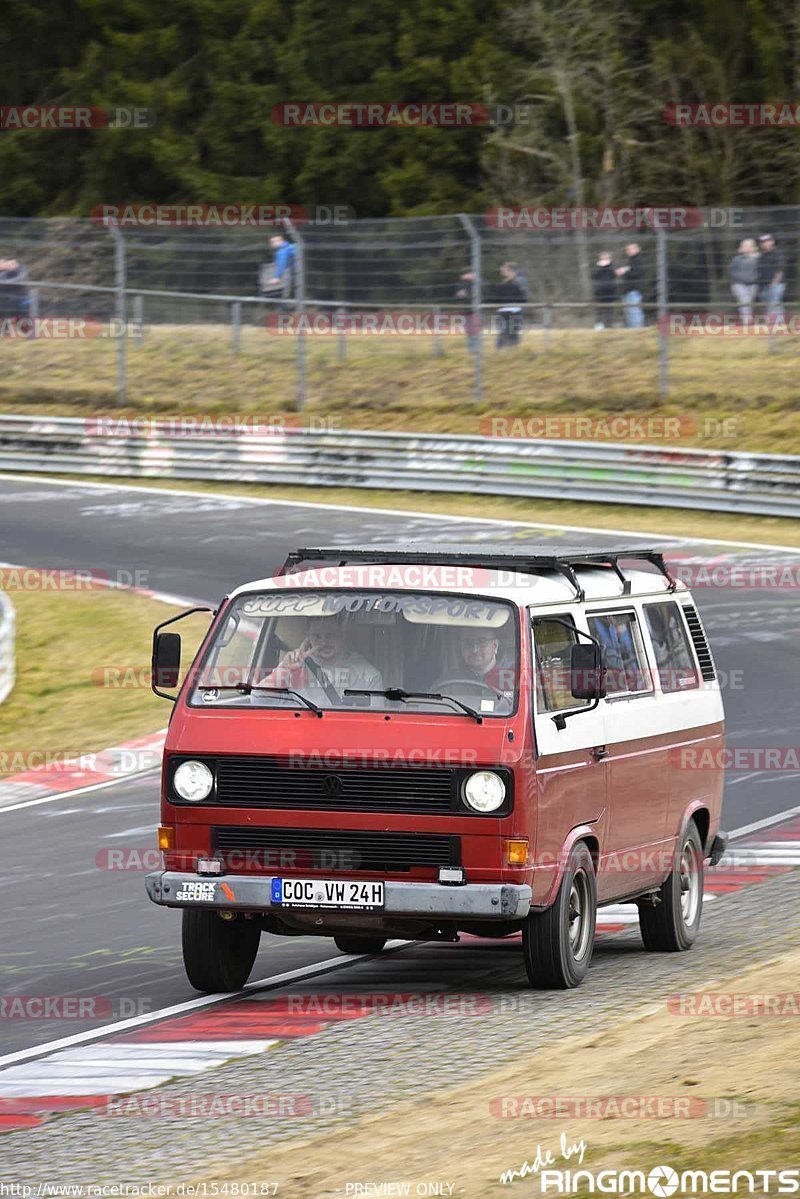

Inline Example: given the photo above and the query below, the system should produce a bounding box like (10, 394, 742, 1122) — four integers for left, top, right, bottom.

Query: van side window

(532, 616, 591, 713)
(643, 602, 699, 692)
(587, 610, 652, 697)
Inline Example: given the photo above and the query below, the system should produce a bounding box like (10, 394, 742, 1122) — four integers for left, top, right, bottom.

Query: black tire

(523, 842, 596, 988)
(182, 909, 261, 992)
(333, 934, 387, 955)
(638, 822, 704, 952)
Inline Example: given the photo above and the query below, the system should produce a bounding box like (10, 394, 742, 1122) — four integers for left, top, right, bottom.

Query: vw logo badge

(322, 775, 343, 798)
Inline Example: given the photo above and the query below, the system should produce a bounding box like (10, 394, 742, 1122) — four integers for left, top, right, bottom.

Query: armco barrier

(1, 415, 800, 518)
(0, 590, 15, 704)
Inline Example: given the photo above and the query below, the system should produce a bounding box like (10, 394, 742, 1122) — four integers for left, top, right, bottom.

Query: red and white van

(146, 545, 727, 991)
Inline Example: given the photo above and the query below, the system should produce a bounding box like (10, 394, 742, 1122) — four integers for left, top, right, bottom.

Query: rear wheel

(638, 823, 703, 952)
(333, 934, 387, 955)
(523, 842, 596, 988)
(182, 910, 261, 992)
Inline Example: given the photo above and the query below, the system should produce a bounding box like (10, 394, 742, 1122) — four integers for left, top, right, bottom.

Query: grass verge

(2, 325, 800, 451)
(0, 586, 210, 777)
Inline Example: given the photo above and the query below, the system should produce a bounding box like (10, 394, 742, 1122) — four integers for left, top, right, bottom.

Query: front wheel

(638, 823, 704, 952)
(523, 842, 596, 988)
(333, 934, 387, 955)
(182, 909, 261, 992)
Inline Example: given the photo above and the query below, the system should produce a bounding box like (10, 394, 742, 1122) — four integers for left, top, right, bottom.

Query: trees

(0, 0, 796, 218)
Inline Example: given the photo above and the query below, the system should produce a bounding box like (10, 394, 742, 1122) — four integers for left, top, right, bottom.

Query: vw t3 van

(146, 545, 727, 991)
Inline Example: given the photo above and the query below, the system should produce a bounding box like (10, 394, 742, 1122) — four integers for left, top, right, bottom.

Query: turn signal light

(505, 839, 529, 866)
(157, 825, 175, 851)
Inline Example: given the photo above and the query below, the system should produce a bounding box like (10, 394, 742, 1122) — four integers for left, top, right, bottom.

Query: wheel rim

(567, 869, 592, 961)
(679, 839, 701, 926)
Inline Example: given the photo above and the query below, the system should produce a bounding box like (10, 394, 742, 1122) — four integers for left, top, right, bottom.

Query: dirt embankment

(199, 949, 800, 1198)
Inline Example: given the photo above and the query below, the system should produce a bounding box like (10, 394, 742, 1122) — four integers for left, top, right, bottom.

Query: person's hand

(614, 266, 629, 277)
(279, 638, 316, 669)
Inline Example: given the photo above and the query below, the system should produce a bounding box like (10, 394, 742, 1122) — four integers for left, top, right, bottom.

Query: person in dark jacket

(730, 238, 760, 323)
(615, 243, 645, 328)
(495, 261, 529, 349)
(592, 251, 617, 328)
(0, 259, 31, 322)
(757, 233, 785, 319)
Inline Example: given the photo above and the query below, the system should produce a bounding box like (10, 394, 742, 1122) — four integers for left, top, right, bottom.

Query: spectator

(495, 261, 529, 350)
(0, 258, 31, 325)
(259, 233, 296, 300)
(592, 251, 616, 329)
(456, 269, 482, 356)
(730, 238, 760, 324)
(614, 243, 646, 328)
(757, 233, 785, 320)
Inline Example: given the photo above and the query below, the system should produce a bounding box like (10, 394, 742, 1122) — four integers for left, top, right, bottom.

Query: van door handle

(591, 746, 609, 761)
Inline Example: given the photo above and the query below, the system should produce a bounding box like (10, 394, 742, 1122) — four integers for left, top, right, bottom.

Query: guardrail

(1, 414, 799, 518)
(0, 591, 16, 705)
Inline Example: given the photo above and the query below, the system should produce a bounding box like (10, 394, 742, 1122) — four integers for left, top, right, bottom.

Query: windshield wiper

(196, 684, 323, 716)
(344, 686, 483, 724)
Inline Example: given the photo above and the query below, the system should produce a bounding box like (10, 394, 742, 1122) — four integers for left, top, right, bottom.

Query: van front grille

(212, 826, 461, 874)
(215, 756, 456, 814)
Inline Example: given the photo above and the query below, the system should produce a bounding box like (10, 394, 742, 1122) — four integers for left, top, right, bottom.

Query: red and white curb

(1, 818, 798, 1131)
(0, 728, 167, 808)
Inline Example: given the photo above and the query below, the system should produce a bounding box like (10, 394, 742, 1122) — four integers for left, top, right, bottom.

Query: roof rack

(278, 544, 677, 602)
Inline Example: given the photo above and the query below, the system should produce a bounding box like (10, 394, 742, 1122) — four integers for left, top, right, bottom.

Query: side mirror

(153, 631, 181, 692)
(570, 642, 606, 700)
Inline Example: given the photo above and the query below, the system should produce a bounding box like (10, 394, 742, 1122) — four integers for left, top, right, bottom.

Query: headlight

(173, 760, 213, 802)
(462, 770, 506, 813)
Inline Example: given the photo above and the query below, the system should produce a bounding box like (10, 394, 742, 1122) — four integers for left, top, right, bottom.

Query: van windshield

(191, 590, 519, 716)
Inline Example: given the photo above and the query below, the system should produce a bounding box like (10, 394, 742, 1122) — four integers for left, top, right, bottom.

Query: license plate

(271, 877, 384, 910)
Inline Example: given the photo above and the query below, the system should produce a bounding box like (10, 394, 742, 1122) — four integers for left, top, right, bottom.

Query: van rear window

(643, 602, 699, 692)
(587, 610, 652, 697)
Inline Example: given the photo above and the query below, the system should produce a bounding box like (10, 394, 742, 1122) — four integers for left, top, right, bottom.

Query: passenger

(262, 614, 384, 699)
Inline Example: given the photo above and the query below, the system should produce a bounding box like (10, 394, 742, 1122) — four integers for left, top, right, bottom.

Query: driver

(458, 628, 515, 692)
(262, 613, 384, 699)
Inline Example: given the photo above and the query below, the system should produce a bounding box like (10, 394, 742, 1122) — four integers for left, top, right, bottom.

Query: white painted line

(0, 941, 409, 1071)
(4, 472, 800, 553)
(52, 1041, 276, 1064)
(0, 1076, 173, 1097)
(0, 770, 162, 814)
(729, 804, 800, 840)
(727, 851, 800, 864)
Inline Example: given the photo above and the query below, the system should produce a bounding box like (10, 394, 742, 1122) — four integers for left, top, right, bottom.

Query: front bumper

(145, 871, 532, 920)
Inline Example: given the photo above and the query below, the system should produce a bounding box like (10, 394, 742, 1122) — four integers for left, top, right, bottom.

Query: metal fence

(1, 210, 799, 406)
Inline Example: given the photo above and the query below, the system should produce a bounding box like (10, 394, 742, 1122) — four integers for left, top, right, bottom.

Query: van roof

(231, 544, 687, 606)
